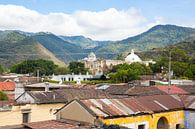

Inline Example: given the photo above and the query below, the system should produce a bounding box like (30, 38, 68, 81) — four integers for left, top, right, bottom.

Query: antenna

(168, 51, 171, 94)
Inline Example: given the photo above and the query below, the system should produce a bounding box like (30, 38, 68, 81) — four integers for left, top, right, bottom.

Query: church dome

(88, 52, 96, 61)
(125, 49, 142, 63)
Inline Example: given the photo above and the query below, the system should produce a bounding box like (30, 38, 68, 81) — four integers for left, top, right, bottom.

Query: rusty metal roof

(178, 85, 195, 94)
(80, 95, 184, 118)
(23, 120, 90, 129)
(16, 88, 112, 104)
(156, 85, 189, 94)
(179, 95, 195, 109)
(124, 86, 167, 96)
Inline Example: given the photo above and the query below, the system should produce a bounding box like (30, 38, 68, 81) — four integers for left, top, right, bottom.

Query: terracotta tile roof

(23, 120, 90, 129)
(0, 82, 15, 91)
(79, 95, 184, 118)
(156, 85, 189, 94)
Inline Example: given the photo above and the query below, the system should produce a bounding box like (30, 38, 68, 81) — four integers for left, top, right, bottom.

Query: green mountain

(138, 36, 195, 61)
(0, 31, 65, 67)
(60, 35, 113, 49)
(60, 35, 97, 49)
(94, 25, 195, 56)
(31, 33, 85, 62)
(1, 24, 195, 67)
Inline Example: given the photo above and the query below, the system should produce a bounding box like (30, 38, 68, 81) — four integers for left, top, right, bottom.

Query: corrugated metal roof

(17, 88, 111, 104)
(156, 85, 188, 94)
(125, 86, 167, 96)
(80, 95, 184, 117)
(23, 120, 90, 129)
(178, 85, 195, 94)
(179, 95, 195, 109)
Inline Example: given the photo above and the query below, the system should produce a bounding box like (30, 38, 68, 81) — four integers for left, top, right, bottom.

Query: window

(176, 124, 180, 129)
(138, 124, 145, 129)
(22, 113, 30, 123)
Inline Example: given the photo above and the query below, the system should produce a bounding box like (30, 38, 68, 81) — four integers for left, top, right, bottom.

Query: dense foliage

(54, 67, 69, 75)
(68, 61, 88, 74)
(10, 59, 57, 76)
(0, 91, 8, 101)
(109, 63, 152, 83)
(150, 47, 195, 79)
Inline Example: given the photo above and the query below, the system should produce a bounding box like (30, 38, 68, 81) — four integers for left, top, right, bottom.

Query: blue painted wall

(184, 111, 195, 129)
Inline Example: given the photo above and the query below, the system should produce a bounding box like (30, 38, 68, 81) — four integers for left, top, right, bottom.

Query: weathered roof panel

(80, 95, 184, 117)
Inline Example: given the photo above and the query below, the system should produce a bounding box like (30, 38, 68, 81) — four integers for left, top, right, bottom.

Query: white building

(81, 52, 107, 75)
(125, 49, 142, 63)
(80, 50, 156, 74)
(51, 73, 93, 82)
(125, 49, 156, 66)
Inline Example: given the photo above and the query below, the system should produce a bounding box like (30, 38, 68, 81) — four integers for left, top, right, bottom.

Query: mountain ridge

(0, 24, 195, 67)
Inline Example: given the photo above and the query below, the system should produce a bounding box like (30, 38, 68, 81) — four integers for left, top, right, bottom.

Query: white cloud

(0, 4, 165, 40)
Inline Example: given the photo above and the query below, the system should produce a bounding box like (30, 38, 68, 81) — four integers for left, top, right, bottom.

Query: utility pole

(37, 69, 39, 82)
(168, 51, 171, 94)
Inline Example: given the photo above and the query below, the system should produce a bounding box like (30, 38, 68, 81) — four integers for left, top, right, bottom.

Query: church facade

(81, 50, 155, 75)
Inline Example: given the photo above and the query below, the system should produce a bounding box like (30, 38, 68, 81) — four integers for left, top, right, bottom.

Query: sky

(0, 0, 194, 40)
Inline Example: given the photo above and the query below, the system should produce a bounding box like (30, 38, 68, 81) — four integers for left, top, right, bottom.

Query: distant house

(51, 73, 93, 82)
(56, 95, 185, 129)
(0, 88, 111, 127)
(16, 87, 111, 104)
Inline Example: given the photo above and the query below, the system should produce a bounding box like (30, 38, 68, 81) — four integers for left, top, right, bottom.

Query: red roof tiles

(0, 82, 15, 91)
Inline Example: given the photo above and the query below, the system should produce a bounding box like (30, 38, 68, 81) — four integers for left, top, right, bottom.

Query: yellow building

(0, 87, 110, 127)
(0, 103, 64, 127)
(103, 111, 184, 129)
(56, 95, 185, 129)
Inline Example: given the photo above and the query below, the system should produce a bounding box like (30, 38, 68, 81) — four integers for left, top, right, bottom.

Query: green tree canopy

(10, 59, 57, 76)
(150, 48, 195, 79)
(54, 67, 69, 75)
(68, 61, 88, 74)
(0, 91, 8, 101)
(109, 63, 152, 83)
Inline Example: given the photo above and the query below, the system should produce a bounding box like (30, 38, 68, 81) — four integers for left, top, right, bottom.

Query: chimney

(45, 82, 49, 92)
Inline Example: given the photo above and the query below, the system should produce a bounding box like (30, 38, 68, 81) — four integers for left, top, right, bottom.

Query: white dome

(125, 49, 142, 63)
(88, 52, 96, 61)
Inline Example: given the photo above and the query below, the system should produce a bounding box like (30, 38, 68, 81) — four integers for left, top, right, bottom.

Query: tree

(150, 48, 195, 79)
(0, 91, 8, 101)
(10, 59, 57, 76)
(54, 67, 69, 75)
(68, 61, 88, 74)
(0, 64, 4, 74)
(169, 48, 189, 62)
(108, 63, 151, 83)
